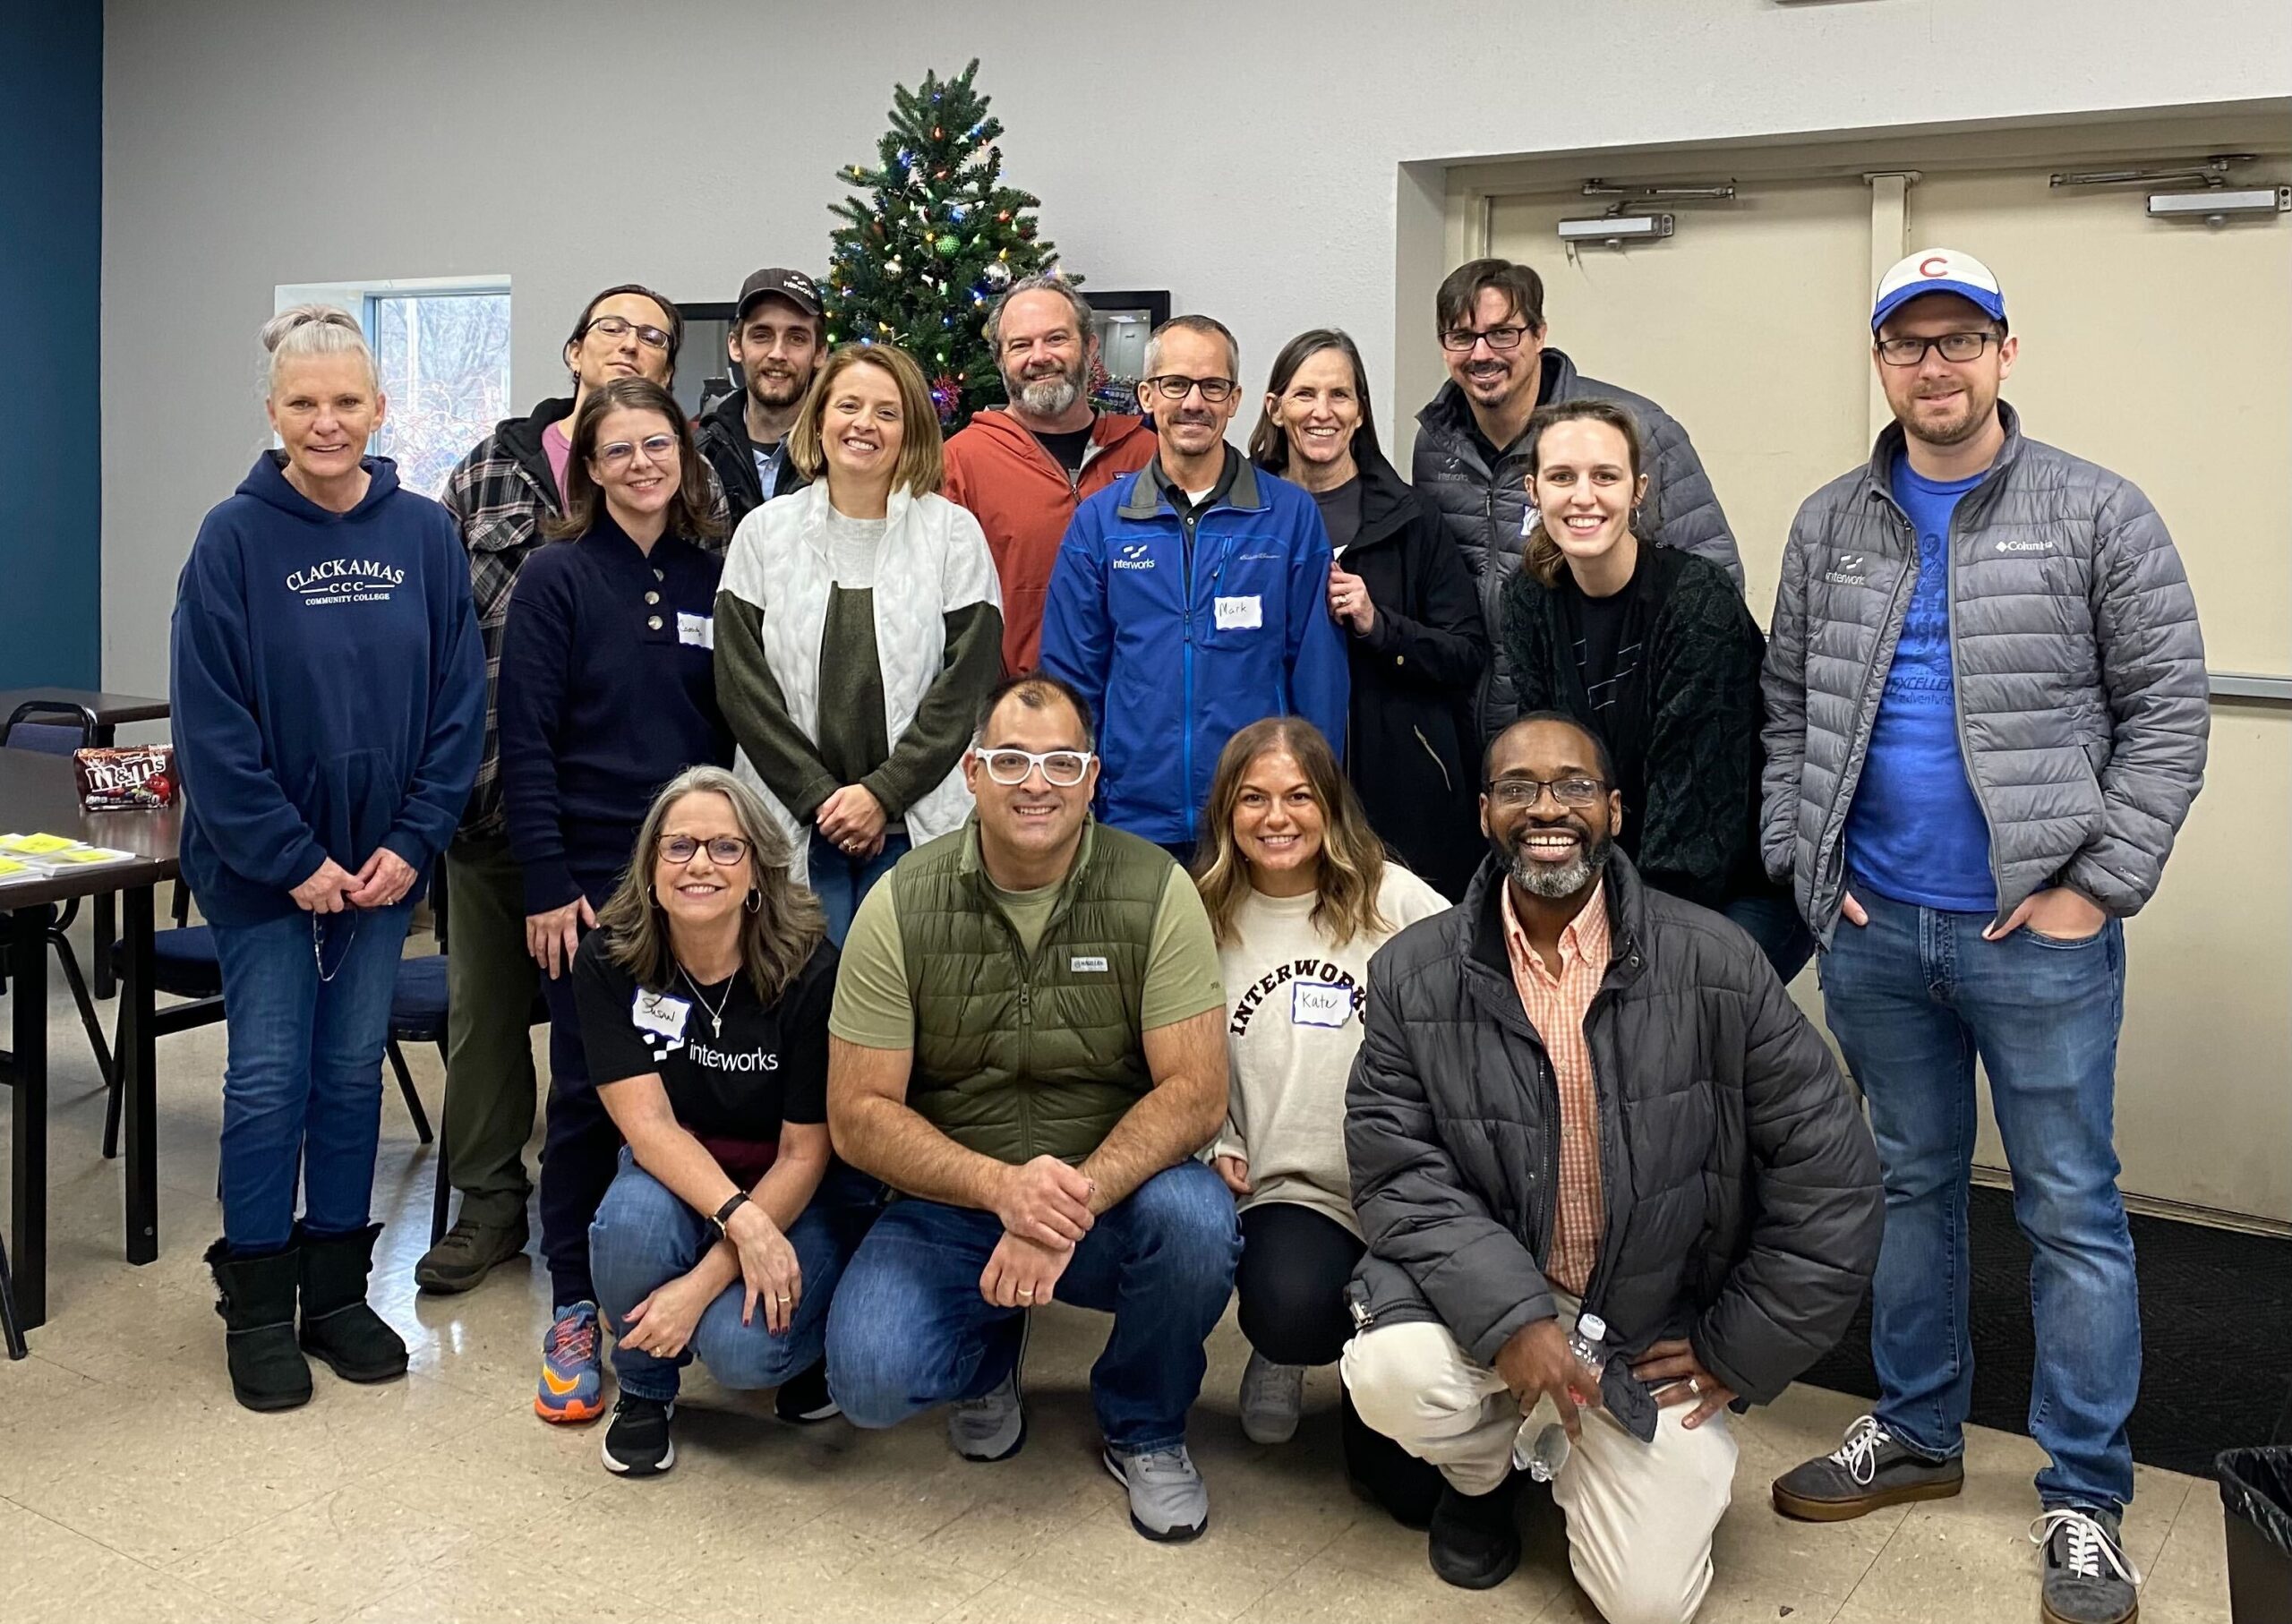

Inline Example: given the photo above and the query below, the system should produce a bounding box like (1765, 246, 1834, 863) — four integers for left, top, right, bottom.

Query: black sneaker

(601, 1395, 676, 1477)
(1772, 1415, 1965, 1522)
(2034, 1506, 2141, 1624)
(1427, 1481, 1520, 1590)
(774, 1356, 840, 1424)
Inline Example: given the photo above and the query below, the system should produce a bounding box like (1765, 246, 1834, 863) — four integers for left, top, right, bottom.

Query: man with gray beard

(945, 275, 1156, 673)
(1339, 712, 1880, 1619)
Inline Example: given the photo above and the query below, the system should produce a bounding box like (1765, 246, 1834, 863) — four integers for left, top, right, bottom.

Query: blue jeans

(588, 1150, 885, 1402)
(212, 902, 415, 1254)
(825, 1159, 1241, 1452)
(808, 830, 910, 946)
(1819, 881, 2136, 1512)
(1722, 890, 1817, 983)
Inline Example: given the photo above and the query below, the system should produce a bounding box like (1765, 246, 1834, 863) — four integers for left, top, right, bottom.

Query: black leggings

(1236, 1201, 1444, 1526)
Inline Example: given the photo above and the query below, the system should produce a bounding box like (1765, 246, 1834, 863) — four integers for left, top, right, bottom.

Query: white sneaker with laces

(1103, 1442, 1210, 1542)
(1238, 1350, 1305, 1444)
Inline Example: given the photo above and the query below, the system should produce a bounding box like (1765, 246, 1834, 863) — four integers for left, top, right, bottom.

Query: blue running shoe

(535, 1301, 604, 1424)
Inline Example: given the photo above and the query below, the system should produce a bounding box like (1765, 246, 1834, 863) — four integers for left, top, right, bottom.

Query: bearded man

(696, 268, 825, 523)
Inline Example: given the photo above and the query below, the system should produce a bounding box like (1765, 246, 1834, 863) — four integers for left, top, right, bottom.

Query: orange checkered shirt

(1499, 879, 1612, 1298)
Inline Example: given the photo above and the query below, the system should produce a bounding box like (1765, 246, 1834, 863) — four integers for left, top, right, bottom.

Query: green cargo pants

(440, 833, 541, 1227)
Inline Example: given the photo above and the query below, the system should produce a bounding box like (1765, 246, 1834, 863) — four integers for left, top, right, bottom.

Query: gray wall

(101, 0, 2292, 695)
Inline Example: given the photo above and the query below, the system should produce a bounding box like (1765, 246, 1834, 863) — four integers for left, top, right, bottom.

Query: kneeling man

(1342, 714, 1883, 1623)
(825, 672, 1238, 1542)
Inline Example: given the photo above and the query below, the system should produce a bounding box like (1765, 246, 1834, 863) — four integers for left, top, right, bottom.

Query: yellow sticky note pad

(0, 833, 79, 855)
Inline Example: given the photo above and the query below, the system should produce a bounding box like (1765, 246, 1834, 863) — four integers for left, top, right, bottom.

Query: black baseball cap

(736, 269, 823, 321)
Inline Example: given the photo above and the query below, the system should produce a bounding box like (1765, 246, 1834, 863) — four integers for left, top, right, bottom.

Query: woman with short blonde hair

(578, 766, 881, 1476)
(714, 341, 1005, 941)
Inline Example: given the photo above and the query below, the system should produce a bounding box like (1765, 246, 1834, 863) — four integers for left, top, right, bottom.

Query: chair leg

(47, 931, 116, 1095)
(428, 1038, 452, 1245)
(100, 999, 127, 1161)
(0, 1228, 26, 1359)
(386, 1040, 433, 1145)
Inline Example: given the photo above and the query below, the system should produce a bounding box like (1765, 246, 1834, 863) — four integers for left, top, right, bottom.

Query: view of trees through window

(370, 292, 511, 498)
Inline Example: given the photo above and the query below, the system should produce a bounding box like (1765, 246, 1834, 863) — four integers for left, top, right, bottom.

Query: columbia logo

(1996, 538, 2052, 553)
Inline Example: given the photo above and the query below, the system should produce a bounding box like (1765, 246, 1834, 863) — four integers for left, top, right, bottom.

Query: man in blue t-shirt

(1763, 249, 2209, 1624)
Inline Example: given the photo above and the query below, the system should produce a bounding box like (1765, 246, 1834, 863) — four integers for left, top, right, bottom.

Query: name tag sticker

(678, 611, 713, 649)
(1291, 980, 1353, 1029)
(1213, 594, 1263, 632)
(1070, 955, 1109, 973)
(632, 991, 691, 1041)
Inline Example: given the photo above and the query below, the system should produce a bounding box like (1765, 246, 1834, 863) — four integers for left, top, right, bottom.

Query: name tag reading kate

(677, 611, 714, 649)
(1213, 595, 1263, 632)
(633, 990, 691, 1042)
(1291, 980, 1354, 1029)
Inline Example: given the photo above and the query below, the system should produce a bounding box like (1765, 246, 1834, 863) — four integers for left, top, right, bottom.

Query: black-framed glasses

(1142, 374, 1238, 405)
(597, 433, 679, 470)
(1486, 774, 1607, 810)
(658, 833, 751, 866)
(1440, 324, 1531, 354)
(973, 747, 1095, 787)
(1876, 331, 2000, 367)
(583, 314, 673, 351)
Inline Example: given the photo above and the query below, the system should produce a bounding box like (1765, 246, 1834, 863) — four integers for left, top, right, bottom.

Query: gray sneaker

(1238, 1350, 1304, 1444)
(1772, 1414, 1964, 1522)
(413, 1213, 529, 1295)
(947, 1315, 1028, 1463)
(2034, 1507, 2141, 1624)
(1103, 1443, 1210, 1543)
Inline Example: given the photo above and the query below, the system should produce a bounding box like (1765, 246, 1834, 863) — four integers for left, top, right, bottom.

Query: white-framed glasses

(972, 747, 1095, 787)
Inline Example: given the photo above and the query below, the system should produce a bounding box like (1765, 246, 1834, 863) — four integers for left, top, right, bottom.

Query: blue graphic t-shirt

(1842, 455, 1996, 911)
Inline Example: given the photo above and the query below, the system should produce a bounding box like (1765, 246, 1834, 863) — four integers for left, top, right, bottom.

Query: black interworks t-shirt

(1311, 477, 1364, 555)
(1570, 585, 1639, 722)
(1031, 425, 1094, 474)
(572, 932, 836, 1155)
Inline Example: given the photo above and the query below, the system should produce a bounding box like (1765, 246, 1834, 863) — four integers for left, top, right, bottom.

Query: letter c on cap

(1919, 255, 1951, 278)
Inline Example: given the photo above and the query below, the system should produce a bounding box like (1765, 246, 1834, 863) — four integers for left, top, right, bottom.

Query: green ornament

(935, 234, 961, 255)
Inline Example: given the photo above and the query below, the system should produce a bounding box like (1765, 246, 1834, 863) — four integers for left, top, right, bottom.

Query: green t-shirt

(831, 862, 1224, 1050)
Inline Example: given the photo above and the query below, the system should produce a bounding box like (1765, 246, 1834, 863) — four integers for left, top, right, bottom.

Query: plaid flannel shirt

(441, 409, 729, 838)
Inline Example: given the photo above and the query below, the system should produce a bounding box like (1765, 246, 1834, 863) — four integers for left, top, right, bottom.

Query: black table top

(0, 687, 171, 728)
(0, 749, 179, 911)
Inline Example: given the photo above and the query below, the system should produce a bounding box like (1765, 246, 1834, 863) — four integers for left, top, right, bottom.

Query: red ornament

(929, 372, 962, 424)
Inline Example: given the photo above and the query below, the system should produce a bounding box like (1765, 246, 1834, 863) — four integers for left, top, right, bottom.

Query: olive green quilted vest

(896, 818, 1169, 1165)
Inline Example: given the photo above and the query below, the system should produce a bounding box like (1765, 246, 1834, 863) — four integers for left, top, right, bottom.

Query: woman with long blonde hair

(1195, 718, 1447, 1522)
(576, 766, 880, 1477)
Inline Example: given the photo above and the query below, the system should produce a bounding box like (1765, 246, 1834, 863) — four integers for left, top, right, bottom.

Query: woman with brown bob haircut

(714, 342, 1004, 942)
(496, 374, 735, 1423)
(1195, 717, 1450, 1524)
(577, 765, 883, 1476)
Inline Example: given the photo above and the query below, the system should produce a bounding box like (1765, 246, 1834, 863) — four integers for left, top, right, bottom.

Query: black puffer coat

(1345, 850, 1881, 1403)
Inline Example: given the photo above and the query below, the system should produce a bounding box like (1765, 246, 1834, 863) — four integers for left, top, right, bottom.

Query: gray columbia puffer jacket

(1344, 850, 1882, 1405)
(1414, 353, 1742, 741)
(1759, 404, 2208, 943)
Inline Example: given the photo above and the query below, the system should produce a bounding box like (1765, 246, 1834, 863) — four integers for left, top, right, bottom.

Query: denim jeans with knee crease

(825, 1158, 1241, 1454)
(1820, 878, 2136, 1513)
(588, 1150, 885, 1403)
(212, 902, 415, 1255)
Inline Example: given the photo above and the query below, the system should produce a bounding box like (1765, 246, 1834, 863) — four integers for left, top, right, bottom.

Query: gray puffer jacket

(1344, 850, 1882, 1405)
(1414, 354, 1742, 741)
(1759, 405, 2207, 942)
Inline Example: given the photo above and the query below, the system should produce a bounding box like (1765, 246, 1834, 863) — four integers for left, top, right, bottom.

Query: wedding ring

(776, 1293, 792, 1303)
(1688, 1375, 1701, 1397)
(1017, 1288, 1035, 1299)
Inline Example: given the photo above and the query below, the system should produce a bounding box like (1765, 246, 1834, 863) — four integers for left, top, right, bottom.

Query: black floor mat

(1796, 1184, 2292, 1480)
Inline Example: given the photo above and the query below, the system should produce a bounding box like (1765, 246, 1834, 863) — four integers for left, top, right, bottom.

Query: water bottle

(1510, 1312, 1610, 1482)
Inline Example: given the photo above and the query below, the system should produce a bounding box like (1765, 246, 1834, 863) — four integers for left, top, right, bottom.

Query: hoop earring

(647, 885, 660, 910)
(745, 888, 763, 915)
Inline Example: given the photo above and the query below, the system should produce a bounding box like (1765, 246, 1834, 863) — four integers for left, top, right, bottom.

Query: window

(273, 277, 512, 498)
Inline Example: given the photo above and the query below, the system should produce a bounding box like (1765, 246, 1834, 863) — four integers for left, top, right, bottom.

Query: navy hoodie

(171, 453, 485, 927)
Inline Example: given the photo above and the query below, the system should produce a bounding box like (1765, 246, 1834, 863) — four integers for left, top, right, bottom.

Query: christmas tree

(823, 60, 1069, 432)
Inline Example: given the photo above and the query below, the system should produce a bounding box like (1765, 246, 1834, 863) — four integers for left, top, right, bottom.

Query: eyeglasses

(1142, 374, 1238, 405)
(1440, 324, 1531, 354)
(1876, 331, 2001, 367)
(658, 833, 751, 866)
(584, 314, 673, 351)
(1486, 774, 1607, 809)
(597, 433, 679, 470)
(973, 747, 1096, 787)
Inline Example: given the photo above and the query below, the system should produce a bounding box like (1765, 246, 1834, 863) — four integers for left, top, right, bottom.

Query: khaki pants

(1342, 1312, 1737, 1624)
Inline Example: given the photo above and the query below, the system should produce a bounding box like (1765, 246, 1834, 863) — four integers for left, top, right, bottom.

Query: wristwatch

(709, 1192, 751, 1238)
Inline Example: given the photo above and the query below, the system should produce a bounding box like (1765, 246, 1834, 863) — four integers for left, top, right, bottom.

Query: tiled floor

(0, 944, 2234, 1623)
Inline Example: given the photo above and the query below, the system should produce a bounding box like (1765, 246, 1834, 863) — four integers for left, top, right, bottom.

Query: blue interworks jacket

(1040, 451, 1349, 845)
(171, 453, 485, 927)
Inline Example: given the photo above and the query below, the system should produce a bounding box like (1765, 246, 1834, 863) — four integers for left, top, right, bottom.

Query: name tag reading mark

(1291, 980, 1353, 1029)
(678, 612, 714, 649)
(633, 990, 691, 1042)
(1213, 595, 1262, 632)
(1070, 955, 1109, 973)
